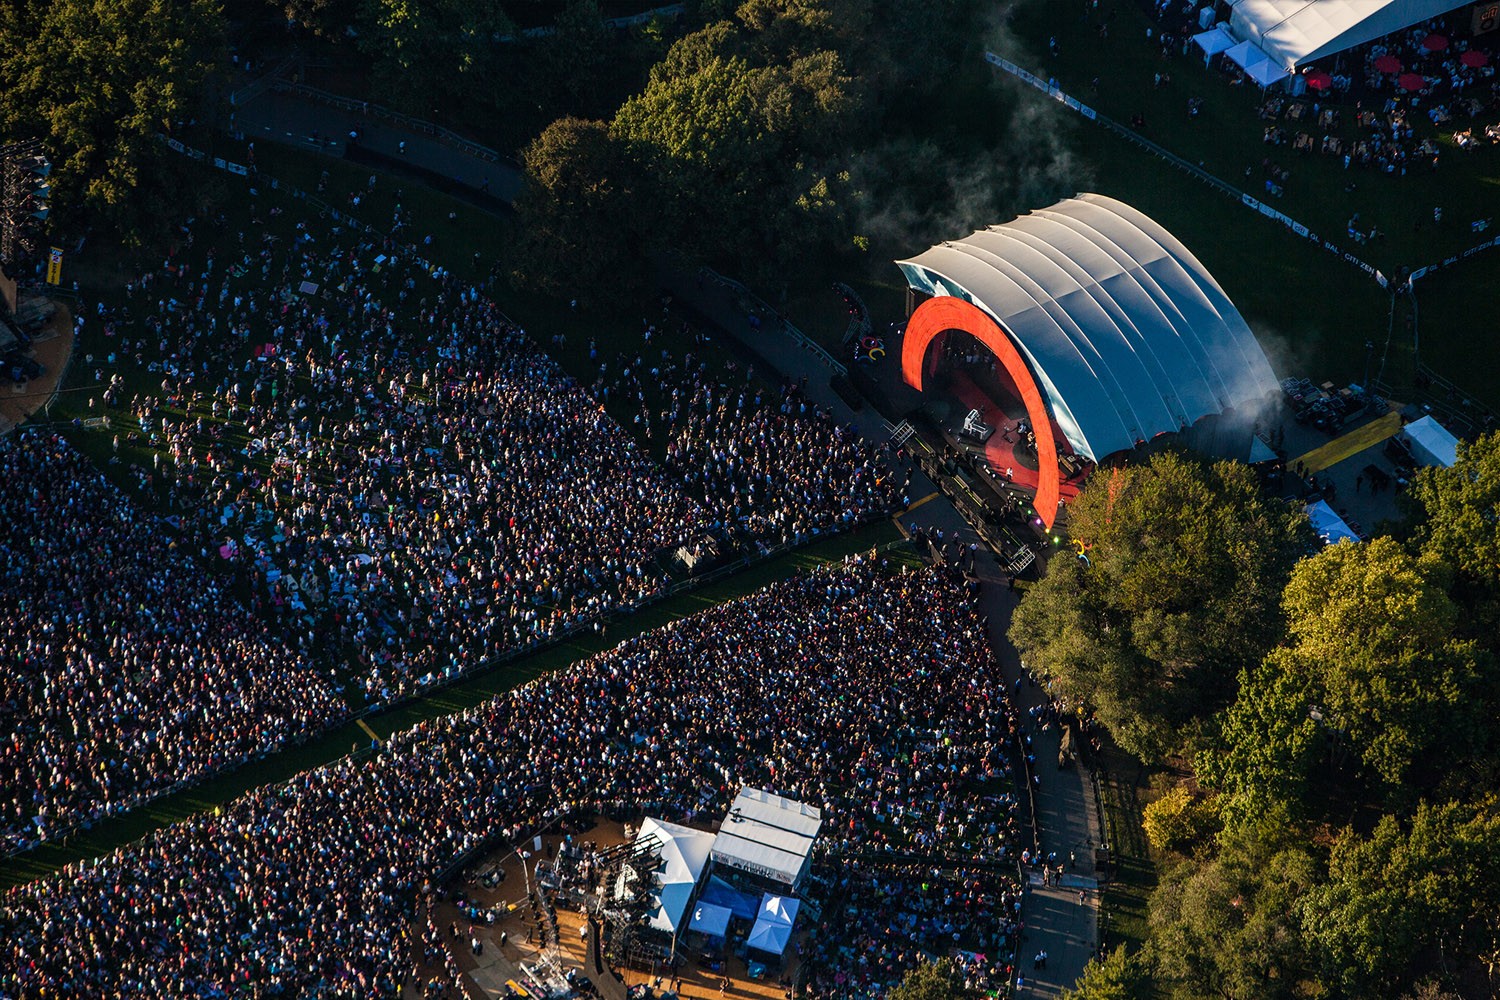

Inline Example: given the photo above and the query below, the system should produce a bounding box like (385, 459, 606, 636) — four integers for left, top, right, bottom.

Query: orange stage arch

(901, 296, 1063, 528)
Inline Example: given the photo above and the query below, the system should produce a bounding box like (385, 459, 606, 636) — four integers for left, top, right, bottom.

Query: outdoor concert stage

(896, 194, 1282, 528)
(941, 367, 1087, 509)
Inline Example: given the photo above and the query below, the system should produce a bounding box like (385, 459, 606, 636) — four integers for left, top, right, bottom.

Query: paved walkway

(232, 89, 524, 202)
(665, 272, 1103, 995)
(1, 303, 75, 435)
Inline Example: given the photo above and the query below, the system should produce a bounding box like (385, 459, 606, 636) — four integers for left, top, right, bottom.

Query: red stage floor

(947, 371, 1085, 504)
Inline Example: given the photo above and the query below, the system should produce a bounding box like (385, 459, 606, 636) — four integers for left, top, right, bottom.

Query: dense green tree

(276, 0, 362, 38)
(1009, 453, 1311, 761)
(511, 116, 648, 302)
(1195, 652, 1324, 819)
(609, 27, 858, 279)
(1142, 785, 1221, 855)
(1299, 798, 1500, 996)
(1146, 806, 1320, 1000)
(887, 958, 963, 1000)
(360, 0, 512, 109)
(533, 0, 636, 118)
(1409, 431, 1500, 615)
(0, 0, 226, 236)
(1202, 537, 1490, 811)
(1062, 946, 1150, 1000)
(1282, 537, 1486, 793)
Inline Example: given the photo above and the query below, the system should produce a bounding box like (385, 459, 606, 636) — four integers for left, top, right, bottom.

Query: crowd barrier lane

(267, 82, 513, 167)
(696, 266, 849, 377)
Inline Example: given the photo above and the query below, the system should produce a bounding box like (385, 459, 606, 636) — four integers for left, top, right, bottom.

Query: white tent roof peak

(634, 817, 716, 934)
(1226, 0, 1472, 72)
(747, 893, 801, 956)
(1401, 414, 1459, 467)
(710, 787, 821, 888)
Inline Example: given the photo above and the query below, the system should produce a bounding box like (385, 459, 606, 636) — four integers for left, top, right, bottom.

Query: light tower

(0, 139, 53, 280)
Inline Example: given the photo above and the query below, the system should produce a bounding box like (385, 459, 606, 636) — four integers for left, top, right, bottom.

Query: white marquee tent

(1225, 38, 1291, 86)
(710, 788, 822, 890)
(746, 894, 801, 957)
(1192, 24, 1238, 62)
(1400, 414, 1460, 468)
(628, 818, 716, 935)
(1226, 0, 1473, 73)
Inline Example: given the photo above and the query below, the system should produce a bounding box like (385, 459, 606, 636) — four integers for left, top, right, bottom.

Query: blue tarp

(688, 902, 733, 939)
(699, 876, 759, 921)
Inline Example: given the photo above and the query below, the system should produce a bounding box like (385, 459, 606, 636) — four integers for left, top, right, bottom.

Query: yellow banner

(45, 247, 63, 285)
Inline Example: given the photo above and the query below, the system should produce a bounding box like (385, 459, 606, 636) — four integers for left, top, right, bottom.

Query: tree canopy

(887, 958, 964, 1000)
(1008, 452, 1311, 761)
(1041, 433, 1500, 1000)
(359, 0, 513, 109)
(0, 0, 226, 236)
(1063, 946, 1150, 1000)
(511, 116, 646, 303)
(1408, 432, 1500, 617)
(1145, 810, 1321, 1000)
(1201, 537, 1490, 807)
(1299, 798, 1500, 996)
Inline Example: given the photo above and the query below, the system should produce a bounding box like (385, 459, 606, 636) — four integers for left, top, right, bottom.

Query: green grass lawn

(989, 0, 1500, 405)
(1007, 0, 1500, 272)
(776, 1, 1500, 410)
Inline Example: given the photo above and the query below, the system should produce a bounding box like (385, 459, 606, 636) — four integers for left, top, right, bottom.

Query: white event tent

(1400, 415, 1459, 468)
(1225, 0, 1473, 73)
(746, 894, 801, 957)
(628, 818, 716, 934)
(710, 787, 822, 891)
(1225, 39, 1291, 86)
(1192, 24, 1238, 62)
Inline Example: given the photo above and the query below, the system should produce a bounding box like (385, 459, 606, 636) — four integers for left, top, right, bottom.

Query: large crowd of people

(803, 859, 1021, 998)
(0, 557, 1021, 998)
(80, 214, 898, 709)
(659, 369, 904, 548)
(0, 431, 347, 855)
(0, 202, 903, 853)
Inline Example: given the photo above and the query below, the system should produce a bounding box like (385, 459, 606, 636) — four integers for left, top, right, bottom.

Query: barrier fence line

(696, 266, 850, 377)
(984, 51, 1500, 290)
(266, 82, 510, 166)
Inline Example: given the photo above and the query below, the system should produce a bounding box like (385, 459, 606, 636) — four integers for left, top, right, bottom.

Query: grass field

(1000, 0, 1500, 404)
(1095, 753, 1157, 955)
(784, 1, 1500, 410)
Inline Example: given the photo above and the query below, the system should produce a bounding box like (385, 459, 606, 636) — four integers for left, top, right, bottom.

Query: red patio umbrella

(1422, 33, 1449, 51)
(1305, 69, 1333, 90)
(1461, 50, 1489, 67)
(1398, 72, 1428, 91)
(1372, 55, 1402, 73)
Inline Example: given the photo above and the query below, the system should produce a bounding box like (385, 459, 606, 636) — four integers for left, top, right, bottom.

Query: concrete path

(232, 89, 525, 202)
